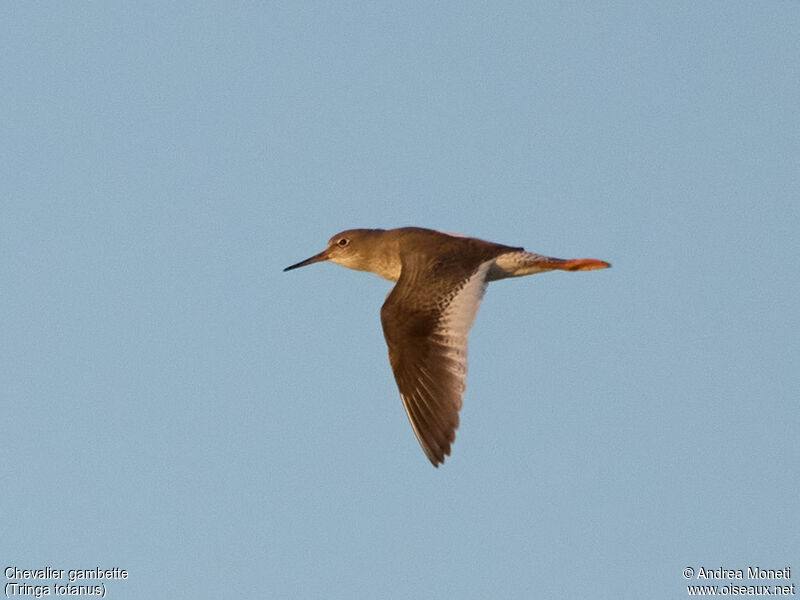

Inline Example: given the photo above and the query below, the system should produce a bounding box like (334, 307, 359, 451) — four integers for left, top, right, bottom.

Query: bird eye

(337, 238, 350, 247)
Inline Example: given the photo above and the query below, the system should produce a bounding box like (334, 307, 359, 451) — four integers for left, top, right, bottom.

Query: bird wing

(380, 253, 494, 466)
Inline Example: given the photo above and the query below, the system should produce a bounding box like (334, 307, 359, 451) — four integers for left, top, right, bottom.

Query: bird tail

(488, 250, 610, 280)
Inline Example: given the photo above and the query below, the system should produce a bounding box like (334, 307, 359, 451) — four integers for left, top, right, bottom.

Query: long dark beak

(283, 250, 329, 272)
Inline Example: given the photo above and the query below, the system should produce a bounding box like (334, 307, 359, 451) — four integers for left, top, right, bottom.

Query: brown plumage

(284, 227, 610, 466)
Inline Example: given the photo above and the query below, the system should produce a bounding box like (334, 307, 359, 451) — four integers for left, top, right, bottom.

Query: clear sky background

(2, 2, 798, 598)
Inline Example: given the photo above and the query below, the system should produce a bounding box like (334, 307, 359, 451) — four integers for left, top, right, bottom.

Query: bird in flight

(285, 227, 610, 466)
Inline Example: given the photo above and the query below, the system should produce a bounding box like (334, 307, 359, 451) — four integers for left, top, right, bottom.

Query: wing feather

(381, 258, 493, 466)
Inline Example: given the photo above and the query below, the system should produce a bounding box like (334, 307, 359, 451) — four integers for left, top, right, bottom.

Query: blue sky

(2, 2, 798, 598)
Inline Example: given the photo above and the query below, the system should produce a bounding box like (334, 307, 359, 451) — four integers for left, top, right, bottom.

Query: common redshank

(284, 227, 610, 466)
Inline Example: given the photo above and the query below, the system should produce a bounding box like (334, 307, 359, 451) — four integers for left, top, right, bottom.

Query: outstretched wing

(380, 254, 494, 466)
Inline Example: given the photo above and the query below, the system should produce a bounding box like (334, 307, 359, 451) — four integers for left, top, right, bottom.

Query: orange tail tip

(543, 258, 611, 271)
